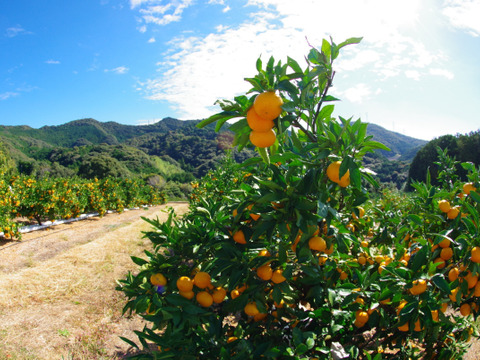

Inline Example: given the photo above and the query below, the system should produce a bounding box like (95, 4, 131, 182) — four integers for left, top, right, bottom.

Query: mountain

(365, 123, 428, 162)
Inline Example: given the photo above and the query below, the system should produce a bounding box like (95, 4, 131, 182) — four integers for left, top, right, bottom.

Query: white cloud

(45, 59, 60, 64)
(430, 68, 455, 80)
(133, 0, 194, 28)
(5, 26, 32, 38)
(105, 66, 129, 74)
(223, 5, 231, 13)
(134, 0, 455, 119)
(0, 92, 19, 101)
(148, 37, 156, 43)
(341, 84, 372, 104)
(442, 0, 480, 37)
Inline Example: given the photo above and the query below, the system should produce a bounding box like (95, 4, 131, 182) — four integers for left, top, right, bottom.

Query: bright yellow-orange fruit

(150, 273, 167, 286)
(448, 267, 460, 282)
(398, 322, 409, 332)
(233, 230, 246, 244)
(227, 336, 238, 343)
(253, 91, 283, 121)
(196, 291, 213, 307)
(193, 271, 211, 289)
(410, 279, 427, 295)
(460, 303, 471, 317)
(438, 200, 451, 213)
(326, 161, 350, 186)
(439, 238, 451, 248)
(246, 107, 275, 132)
(250, 213, 261, 221)
(431, 310, 439, 322)
(244, 302, 260, 316)
(177, 276, 194, 292)
(271, 269, 286, 284)
(249, 129, 276, 148)
(308, 236, 327, 251)
(355, 310, 369, 325)
(179, 290, 195, 299)
(256, 264, 273, 281)
(258, 249, 271, 257)
(440, 247, 453, 261)
(212, 287, 227, 303)
(447, 206, 460, 219)
(463, 182, 476, 195)
(449, 287, 460, 302)
(358, 255, 367, 265)
(464, 271, 478, 289)
(434, 257, 446, 269)
(474, 282, 480, 297)
(230, 289, 241, 299)
(471, 247, 480, 263)
(360, 240, 369, 248)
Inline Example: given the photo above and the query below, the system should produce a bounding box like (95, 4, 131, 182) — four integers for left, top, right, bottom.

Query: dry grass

(0, 203, 189, 360)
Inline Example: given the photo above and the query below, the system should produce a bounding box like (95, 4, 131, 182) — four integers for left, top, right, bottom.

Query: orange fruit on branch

(196, 291, 213, 307)
(463, 182, 476, 195)
(246, 107, 275, 132)
(249, 129, 276, 148)
(410, 279, 427, 295)
(471, 247, 480, 263)
(438, 200, 451, 213)
(150, 273, 167, 286)
(193, 271, 211, 289)
(308, 236, 327, 251)
(177, 276, 194, 292)
(271, 269, 286, 284)
(326, 161, 350, 187)
(257, 264, 273, 281)
(244, 302, 260, 316)
(253, 91, 283, 121)
(233, 230, 246, 244)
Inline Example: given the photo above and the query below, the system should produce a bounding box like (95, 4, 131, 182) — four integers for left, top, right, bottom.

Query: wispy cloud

(430, 68, 455, 80)
(0, 92, 19, 101)
(442, 0, 480, 37)
(5, 25, 32, 38)
(105, 66, 129, 74)
(132, 0, 194, 27)
(45, 59, 60, 64)
(134, 0, 456, 119)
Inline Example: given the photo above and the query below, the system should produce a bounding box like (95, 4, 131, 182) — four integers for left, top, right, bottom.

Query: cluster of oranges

(247, 92, 283, 148)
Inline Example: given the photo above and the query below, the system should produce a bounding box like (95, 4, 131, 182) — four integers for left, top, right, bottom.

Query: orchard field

(117, 37, 480, 359)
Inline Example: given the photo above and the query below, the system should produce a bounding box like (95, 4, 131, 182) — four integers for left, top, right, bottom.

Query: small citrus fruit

(253, 91, 283, 121)
(196, 291, 213, 307)
(271, 269, 286, 284)
(257, 264, 273, 281)
(471, 247, 480, 263)
(460, 303, 471, 317)
(447, 206, 460, 219)
(193, 271, 211, 289)
(179, 290, 195, 299)
(233, 230, 246, 244)
(150, 273, 167, 286)
(410, 279, 427, 295)
(246, 107, 275, 132)
(212, 287, 227, 303)
(438, 200, 451, 213)
(326, 161, 350, 186)
(177, 276, 194, 292)
(463, 182, 476, 195)
(249, 129, 276, 148)
(244, 302, 260, 316)
(308, 236, 327, 251)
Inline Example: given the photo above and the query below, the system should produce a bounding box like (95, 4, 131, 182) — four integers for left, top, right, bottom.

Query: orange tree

(117, 37, 480, 359)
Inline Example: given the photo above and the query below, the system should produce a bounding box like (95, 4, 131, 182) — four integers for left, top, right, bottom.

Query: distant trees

(407, 130, 480, 189)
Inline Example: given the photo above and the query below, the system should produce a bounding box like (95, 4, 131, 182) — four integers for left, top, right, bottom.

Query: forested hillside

(407, 130, 480, 189)
(0, 117, 429, 193)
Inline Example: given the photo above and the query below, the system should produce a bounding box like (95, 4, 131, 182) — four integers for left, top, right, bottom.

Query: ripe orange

(230, 289, 241, 299)
(212, 287, 227, 303)
(233, 230, 246, 244)
(249, 129, 276, 148)
(474, 282, 480, 297)
(253, 91, 283, 121)
(326, 161, 350, 186)
(464, 271, 478, 289)
(271, 269, 286, 284)
(431, 310, 439, 322)
(449, 287, 460, 302)
(227, 336, 238, 343)
(438, 200, 451, 213)
(358, 255, 367, 265)
(196, 291, 213, 307)
(438, 238, 451, 248)
(179, 290, 195, 299)
(193, 271, 211, 289)
(463, 182, 476, 195)
(398, 322, 409, 332)
(256, 264, 273, 281)
(360, 240, 369, 248)
(177, 276, 194, 292)
(440, 247, 453, 261)
(447, 206, 460, 220)
(308, 236, 327, 251)
(244, 302, 260, 316)
(246, 107, 275, 132)
(471, 247, 480, 263)
(460, 303, 471, 317)
(150, 273, 167, 286)
(355, 310, 369, 325)
(258, 249, 271, 257)
(448, 267, 460, 282)
(410, 279, 427, 295)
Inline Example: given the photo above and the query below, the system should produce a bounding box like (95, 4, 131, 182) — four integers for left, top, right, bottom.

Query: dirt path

(0, 202, 189, 360)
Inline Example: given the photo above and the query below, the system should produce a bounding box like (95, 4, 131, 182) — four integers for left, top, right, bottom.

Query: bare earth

(0, 202, 189, 360)
(0, 201, 478, 359)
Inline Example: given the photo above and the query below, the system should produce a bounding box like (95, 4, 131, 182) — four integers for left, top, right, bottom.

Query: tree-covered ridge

(407, 130, 480, 189)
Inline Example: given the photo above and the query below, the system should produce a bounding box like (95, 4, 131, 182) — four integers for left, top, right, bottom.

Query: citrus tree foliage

(117, 38, 480, 359)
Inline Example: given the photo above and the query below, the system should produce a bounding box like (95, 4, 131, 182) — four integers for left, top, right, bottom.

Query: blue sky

(1, 0, 479, 140)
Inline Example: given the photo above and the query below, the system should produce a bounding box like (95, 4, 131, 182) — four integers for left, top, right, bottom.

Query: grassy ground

(0, 203, 189, 360)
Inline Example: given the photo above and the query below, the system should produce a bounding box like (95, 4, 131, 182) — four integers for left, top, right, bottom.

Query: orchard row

(0, 175, 167, 239)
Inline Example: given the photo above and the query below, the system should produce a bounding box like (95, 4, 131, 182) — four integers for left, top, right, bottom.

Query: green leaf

(197, 111, 240, 129)
(257, 147, 270, 164)
(130, 256, 148, 266)
(431, 273, 451, 294)
(470, 191, 480, 203)
(408, 214, 423, 227)
(362, 140, 390, 151)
